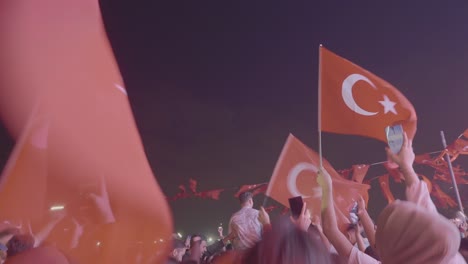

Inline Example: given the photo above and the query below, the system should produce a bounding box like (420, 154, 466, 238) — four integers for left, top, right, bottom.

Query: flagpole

(318, 44, 323, 169)
(440, 131, 464, 214)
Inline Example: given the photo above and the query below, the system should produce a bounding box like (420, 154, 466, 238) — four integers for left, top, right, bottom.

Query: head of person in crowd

(450, 211, 467, 237)
(242, 216, 333, 264)
(0, 226, 21, 264)
(364, 246, 380, 261)
(5, 234, 35, 257)
(238, 192, 254, 209)
(190, 234, 207, 255)
(169, 239, 187, 262)
(460, 238, 468, 262)
(376, 200, 461, 264)
(184, 235, 191, 249)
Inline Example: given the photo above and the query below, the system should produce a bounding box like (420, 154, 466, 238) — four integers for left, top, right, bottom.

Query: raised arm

(386, 132, 437, 213)
(318, 169, 354, 259)
(319, 169, 380, 264)
(355, 225, 366, 252)
(357, 196, 376, 251)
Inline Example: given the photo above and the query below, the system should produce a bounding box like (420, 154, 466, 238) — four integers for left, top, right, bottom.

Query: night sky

(2, 1, 468, 240)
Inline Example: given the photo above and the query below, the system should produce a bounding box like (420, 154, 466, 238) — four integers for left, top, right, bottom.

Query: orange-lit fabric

(0, 1, 172, 263)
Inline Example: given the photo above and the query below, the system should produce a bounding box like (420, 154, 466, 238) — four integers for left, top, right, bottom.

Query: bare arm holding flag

(318, 168, 353, 258)
(318, 169, 380, 263)
(357, 195, 376, 251)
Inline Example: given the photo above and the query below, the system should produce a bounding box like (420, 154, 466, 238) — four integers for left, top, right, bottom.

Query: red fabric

(351, 164, 370, 184)
(448, 138, 468, 155)
(266, 134, 370, 232)
(414, 153, 435, 166)
(431, 184, 457, 208)
(280, 207, 290, 216)
(264, 206, 277, 213)
(383, 162, 404, 183)
(198, 189, 224, 200)
(338, 168, 352, 180)
(234, 183, 268, 198)
(5, 246, 69, 264)
(172, 185, 190, 201)
(189, 178, 198, 194)
(433, 170, 468, 184)
(251, 185, 268, 196)
(320, 46, 417, 142)
(0, 1, 172, 263)
(378, 175, 395, 204)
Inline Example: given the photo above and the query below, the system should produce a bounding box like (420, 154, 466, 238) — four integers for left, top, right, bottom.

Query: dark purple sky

(2, 1, 468, 239)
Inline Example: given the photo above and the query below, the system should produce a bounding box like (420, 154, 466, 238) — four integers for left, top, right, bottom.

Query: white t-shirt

(229, 207, 262, 250)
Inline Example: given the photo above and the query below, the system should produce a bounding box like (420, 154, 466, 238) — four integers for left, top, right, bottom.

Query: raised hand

(356, 195, 366, 217)
(317, 168, 332, 190)
(258, 206, 271, 226)
(291, 202, 311, 232)
(386, 132, 415, 172)
(311, 215, 323, 233)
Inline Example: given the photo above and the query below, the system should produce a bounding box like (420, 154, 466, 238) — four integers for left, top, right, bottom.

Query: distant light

(208, 237, 213, 242)
(177, 233, 182, 238)
(159, 239, 164, 242)
(96, 241, 101, 247)
(50, 205, 65, 211)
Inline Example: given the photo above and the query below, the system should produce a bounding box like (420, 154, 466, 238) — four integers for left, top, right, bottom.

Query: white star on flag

(379, 95, 397, 114)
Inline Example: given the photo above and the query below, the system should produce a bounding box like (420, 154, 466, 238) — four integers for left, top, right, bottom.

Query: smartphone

(288, 196, 303, 219)
(349, 201, 359, 225)
(385, 124, 404, 154)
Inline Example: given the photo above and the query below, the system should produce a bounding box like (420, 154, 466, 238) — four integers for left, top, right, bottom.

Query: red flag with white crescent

(320, 46, 417, 142)
(265, 134, 370, 232)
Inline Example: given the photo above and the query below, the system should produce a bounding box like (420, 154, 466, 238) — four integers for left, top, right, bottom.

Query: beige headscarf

(376, 200, 463, 264)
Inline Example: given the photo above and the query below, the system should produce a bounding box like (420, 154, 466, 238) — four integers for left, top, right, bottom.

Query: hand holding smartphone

(288, 196, 304, 220)
(349, 201, 359, 225)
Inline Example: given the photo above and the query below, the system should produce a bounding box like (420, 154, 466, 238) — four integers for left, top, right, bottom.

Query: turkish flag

(266, 134, 370, 231)
(448, 138, 468, 155)
(463, 129, 468, 138)
(189, 178, 198, 193)
(320, 46, 417, 142)
(0, 0, 172, 263)
(198, 189, 224, 200)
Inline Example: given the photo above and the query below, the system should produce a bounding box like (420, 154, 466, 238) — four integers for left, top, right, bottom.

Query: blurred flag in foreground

(0, 0, 172, 263)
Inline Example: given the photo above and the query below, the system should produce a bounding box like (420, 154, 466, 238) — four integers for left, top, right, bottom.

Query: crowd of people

(165, 133, 468, 264)
(0, 134, 467, 263)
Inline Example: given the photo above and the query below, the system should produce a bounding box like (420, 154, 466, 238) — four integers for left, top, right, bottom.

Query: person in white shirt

(228, 192, 262, 250)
